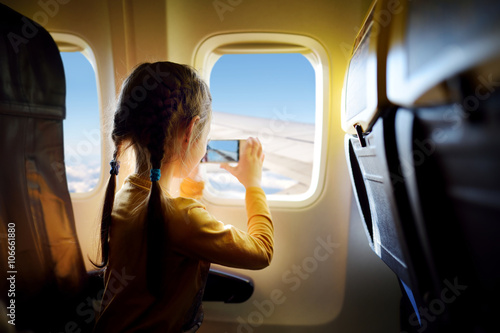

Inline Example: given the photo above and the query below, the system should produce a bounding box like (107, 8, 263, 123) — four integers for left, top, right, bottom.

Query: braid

(145, 84, 180, 296)
(92, 147, 120, 268)
(93, 98, 129, 268)
(95, 61, 212, 296)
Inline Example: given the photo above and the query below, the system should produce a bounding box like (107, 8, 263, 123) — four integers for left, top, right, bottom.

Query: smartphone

(202, 140, 241, 163)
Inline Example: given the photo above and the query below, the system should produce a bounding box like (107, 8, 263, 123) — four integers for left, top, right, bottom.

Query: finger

(245, 137, 255, 157)
(255, 139, 262, 158)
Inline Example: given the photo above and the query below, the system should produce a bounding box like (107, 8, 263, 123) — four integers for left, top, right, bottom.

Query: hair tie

(110, 160, 120, 175)
(150, 169, 161, 182)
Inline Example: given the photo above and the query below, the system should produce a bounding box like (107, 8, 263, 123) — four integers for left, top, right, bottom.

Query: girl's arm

(175, 188, 273, 269)
(175, 137, 274, 269)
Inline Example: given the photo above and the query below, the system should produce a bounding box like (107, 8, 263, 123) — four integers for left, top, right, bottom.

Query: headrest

(0, 3, 65, 120)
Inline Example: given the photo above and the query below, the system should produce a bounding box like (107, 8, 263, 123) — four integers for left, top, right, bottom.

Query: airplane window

(203, 53, 316, 198)
(60, 52, 101, 193)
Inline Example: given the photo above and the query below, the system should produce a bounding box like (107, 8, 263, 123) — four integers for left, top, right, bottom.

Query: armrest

(86, 268, 254, 303)
(203, 269, 254, 303)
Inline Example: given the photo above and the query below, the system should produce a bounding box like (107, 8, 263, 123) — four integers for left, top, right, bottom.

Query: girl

(93, 62, 274, 332)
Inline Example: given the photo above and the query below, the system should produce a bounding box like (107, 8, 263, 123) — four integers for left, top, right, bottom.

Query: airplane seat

(0, 3, 95, 332)
(344, 0, 500, 332)
(387, 1, 500, 331)
(394, 100, 500, 332)
(342, 0, 438, 330)
(346, 109, 439, 331)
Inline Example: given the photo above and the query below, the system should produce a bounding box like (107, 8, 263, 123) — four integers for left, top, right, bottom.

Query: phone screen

(202, 140, 240, 163)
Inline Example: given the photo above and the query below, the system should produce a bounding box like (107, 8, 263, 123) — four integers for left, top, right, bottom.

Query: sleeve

(175, 187, 274, 270)
(179, 177, 205, 200)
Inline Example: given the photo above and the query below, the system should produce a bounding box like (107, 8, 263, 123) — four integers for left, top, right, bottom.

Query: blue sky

(61, 52, 101, 193)
(210, 53, 316, 124)
(61, 52, 100, 148)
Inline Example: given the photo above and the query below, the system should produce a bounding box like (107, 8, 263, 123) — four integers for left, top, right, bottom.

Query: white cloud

(205, 169, 298, 197)
(65, 160, 101, 193)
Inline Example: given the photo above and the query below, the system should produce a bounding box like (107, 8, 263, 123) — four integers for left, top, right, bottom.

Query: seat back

(344, 0, 500, 332)
(0, 3, 87, 331)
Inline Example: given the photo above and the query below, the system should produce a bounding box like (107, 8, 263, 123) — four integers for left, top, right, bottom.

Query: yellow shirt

(94, 174, 274, 332)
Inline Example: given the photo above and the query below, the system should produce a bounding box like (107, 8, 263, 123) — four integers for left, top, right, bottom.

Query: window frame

(193, 33, 330, 208)
(51, 33, 104, 198)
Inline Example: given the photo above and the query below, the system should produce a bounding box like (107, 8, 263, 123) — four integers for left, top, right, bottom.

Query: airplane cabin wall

(2, 0, 401, 331)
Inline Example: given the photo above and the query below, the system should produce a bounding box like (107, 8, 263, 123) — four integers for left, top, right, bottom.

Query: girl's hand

(221, 137, 264, 189)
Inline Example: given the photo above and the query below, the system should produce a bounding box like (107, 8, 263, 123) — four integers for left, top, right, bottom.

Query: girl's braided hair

(95, 62, 211, 296)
